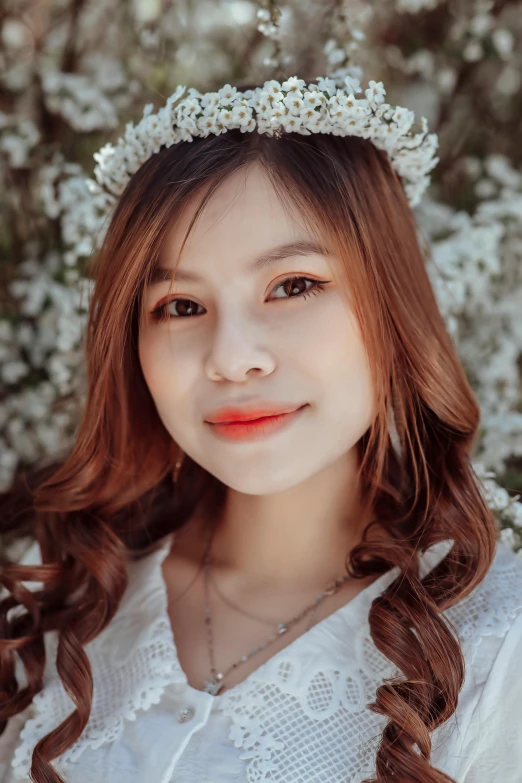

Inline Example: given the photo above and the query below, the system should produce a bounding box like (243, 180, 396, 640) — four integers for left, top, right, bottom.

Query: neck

(207, 451, 373, 592)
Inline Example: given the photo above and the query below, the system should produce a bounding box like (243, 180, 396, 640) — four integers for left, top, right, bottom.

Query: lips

(205, 402, 306, 424)
(206, 405, 308, 442)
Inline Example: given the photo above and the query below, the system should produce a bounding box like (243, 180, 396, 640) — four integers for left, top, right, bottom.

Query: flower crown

(83, 74, 439, 258)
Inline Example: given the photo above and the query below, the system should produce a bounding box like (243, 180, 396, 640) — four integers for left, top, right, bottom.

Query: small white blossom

(463, 41, 484, 63)
(500, 527, 517, 549)
(2, 360, 29, 385)
(469, 14, 493, 38)
(496, 65, 521, 96)
(396, 0, 441, 11)
(504, 502, 522, 529)
(364, 80, 386, 107)
(491, 28, 515, 59)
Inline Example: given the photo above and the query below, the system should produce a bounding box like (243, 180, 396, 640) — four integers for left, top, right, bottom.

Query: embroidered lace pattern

(11, 547, 184, 774)
(212, 541, 522, 782)
(9, 538, 522, 783)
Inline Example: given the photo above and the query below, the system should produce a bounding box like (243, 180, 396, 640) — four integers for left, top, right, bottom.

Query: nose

(204, 313, 277, 383)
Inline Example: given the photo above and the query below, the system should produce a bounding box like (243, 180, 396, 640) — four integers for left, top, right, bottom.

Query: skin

(138, 162, 384, 690)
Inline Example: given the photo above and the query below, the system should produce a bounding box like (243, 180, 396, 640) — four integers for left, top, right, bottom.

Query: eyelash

(149, 276, 331, 323)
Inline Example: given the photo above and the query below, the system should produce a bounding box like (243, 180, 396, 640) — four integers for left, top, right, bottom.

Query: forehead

(159, 163, 321, 271)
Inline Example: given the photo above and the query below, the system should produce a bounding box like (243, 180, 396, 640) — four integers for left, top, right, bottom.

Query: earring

(173, 450, 185, 483)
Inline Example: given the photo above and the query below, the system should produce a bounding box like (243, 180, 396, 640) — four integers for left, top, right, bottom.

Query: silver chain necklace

(201, 520, 354, 695)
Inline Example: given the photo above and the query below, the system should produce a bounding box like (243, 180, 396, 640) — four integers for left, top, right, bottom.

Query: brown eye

(150, 298, 203, 321)
(149, 276, 330, 322)
(271, 276, 326, 300)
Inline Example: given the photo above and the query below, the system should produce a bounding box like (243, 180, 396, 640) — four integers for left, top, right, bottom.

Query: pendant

(203, 677, 224, 695)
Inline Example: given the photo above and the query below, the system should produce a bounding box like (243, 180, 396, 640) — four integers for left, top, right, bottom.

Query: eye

(149, 275, 331, 323)
(271, 276, 328, 301)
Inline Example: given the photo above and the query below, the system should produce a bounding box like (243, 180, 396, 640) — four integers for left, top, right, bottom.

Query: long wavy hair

(0, 77, 498, 783)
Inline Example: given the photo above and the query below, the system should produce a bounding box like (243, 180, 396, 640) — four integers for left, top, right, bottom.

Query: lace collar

(11, 536, 460, 778)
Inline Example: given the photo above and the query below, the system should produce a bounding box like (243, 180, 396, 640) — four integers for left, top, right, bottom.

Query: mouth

(205, 402, 307, 424)
(206, 404, 309, 442)
(213, 408, 300, 424)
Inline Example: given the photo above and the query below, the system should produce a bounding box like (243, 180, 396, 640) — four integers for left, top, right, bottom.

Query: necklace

(201, 520, 355, 695)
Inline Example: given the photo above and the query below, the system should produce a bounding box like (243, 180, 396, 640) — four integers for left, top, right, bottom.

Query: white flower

(475, 179, 497, 199)
(302, 90, 324, 109)
(315, 76, 337, 95)
(396, 0, 441, 10)
(496, 65, 521, 97)
(325, 44, 347, 67)
(283, 93, 304, 115)
(343, 74, 362, 94)
(217, 84, 238, 104)
(437, 67, 457, 93)
(391, 107, 415, 133)
(485, 155, 522, 189)
(0, 117, 40, 167)
(504, 502, 522, 529)
(281, 77, 306, 93)
(2, 360, 29, 385)
(500, 526, 516, 550)
(469, 14, 493, 37)
(41, 71, 119, 132)
(229, 104, 254, 129)
(491, 28, 514, 59)
(281, 114, 304, 132)
(463, 41, 484, 63)
(364, 80, 386, 107)
(262, 81, 284, 102)
(0, 320, 14, 342)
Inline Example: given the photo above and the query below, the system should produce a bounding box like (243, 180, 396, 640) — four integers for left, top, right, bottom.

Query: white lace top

(1, 534, 522, 783)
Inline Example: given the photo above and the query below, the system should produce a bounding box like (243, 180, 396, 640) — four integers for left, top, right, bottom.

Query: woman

(1, 75, 521, 783)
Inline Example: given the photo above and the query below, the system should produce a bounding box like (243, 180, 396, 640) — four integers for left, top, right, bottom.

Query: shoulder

(443, 540, 522, 669)
(438, 542, 522, 782)
(410, 541, 522, 782)
(0, 533, 183, 782)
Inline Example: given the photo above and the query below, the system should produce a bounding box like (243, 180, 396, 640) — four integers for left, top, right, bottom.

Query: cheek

(138, 329, 179, 401)
(305, 297, 366, 371)
(309, 301, 374, 417)
(138, 328, 199, 419)
(138, 330, 159, 389)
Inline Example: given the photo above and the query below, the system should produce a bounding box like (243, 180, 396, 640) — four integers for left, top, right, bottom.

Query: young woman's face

(139, 162, 376, 495)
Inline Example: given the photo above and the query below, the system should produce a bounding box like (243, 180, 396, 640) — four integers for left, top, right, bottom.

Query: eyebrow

(148, 239, 329, 285)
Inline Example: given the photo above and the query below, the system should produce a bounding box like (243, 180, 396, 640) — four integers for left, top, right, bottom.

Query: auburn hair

(0, 78, 498, 783)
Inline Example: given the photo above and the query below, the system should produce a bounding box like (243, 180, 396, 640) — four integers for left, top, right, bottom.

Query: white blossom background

(1, 0, 522, 556)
